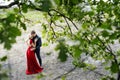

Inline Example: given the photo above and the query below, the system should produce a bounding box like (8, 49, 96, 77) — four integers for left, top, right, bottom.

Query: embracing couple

(26, 30, 43, 75)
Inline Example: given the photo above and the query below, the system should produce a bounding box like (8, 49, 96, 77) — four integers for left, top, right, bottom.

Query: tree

(0, 0, 120, 80)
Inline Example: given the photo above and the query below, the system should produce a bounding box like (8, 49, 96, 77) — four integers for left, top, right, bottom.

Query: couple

(26, 30, 43, 75)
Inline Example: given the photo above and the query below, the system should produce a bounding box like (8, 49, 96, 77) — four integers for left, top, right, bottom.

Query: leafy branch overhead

(1, 0, 120, 80)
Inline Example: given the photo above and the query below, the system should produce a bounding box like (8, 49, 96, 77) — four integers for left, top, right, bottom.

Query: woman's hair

(29, 35, 33, 39)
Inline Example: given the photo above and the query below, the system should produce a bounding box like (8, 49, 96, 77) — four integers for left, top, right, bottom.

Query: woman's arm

(30, 39, 37, 51)
(31, 42, 36, 47)
(26, 39, 31, 47)
(31, 38, 37, 48)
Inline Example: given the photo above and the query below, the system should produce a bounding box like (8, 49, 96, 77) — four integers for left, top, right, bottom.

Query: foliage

(55, 38, 69, 62)
(0, 9, 26, 49)
(1, 0, 120, 79)
(61, 75, 66, 80)
(0, 56, 8, 80)
(36, 73, 46, 79)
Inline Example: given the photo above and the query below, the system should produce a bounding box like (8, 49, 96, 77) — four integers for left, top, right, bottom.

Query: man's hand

(31, 48, 35, 51)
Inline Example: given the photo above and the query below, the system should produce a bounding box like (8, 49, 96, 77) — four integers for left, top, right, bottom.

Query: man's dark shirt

(32, 35, 42, 50)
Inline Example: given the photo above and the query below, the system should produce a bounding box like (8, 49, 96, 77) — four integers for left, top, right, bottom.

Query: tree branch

(53, 67, 76, 80)
(87, 68, 108, 77)
(28, 1, 78, 36)
(53, 66, 109, 80)
(49, 20, 57, 38)
(96, 35, 120, 80)
(49, 9, 79, 30)
(96, 36, 118, 63)
(52, 22, 65, 30)
(0, 1, 19, 9)
(0, 18, 6, 22)
(64, 17, 73, 35)
(28, 0, 42, 11)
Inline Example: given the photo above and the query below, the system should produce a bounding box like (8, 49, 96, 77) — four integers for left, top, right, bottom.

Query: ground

(0, 25, 107, 80)
(0, 10, 118, 80)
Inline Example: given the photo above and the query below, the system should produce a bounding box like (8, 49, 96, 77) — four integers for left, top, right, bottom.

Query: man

(31, 30, 42, 66)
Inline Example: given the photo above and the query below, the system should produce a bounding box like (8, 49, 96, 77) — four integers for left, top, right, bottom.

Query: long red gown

(26, 39, 43, 75)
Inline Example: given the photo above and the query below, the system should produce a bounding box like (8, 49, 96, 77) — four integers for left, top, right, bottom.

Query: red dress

(26, 39, 43, 75)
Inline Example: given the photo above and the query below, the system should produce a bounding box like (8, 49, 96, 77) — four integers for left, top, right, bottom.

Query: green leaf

(8, 27, 21, 36)
(101, 76, 115, 80)
(109, 77, 116, 80)
(117, 50, 120, 56)
(87, 11, 94, 16)
(55, 41, 68, 62)
(73, 50, 81, 58)
(4, 42, 12, 50)
(6, 13, 15, 22)
(36, 73, 45, 79)
(82, 23, 88, 29)
(61, 75, 66, 80)
(105, 67, 110, 70)
(72, 60, 78, 67)
(1, 56, 7, 61)
(109, 33, 117, 40)
(42, 43, 49, 46)
(58, 49, 68, 62)
(101, 77, 107, 80)
(101, 30, 109, 37)
(22, 4, 28, 13)
(40, 0, 52, 12)
(20, 22, 26, 30)
(0, 26, 21, 49)
(0, 64, 1, 69)
(72, 60, 86, 68)
(70, 0, 81, 5)
(86, 64, 96, 70)
(54, 0, 61, 5)
(100, 22, 111, 30)
(46, 52, 51, 55)
(14, 8, 19, 13)
(79, 62, 86, 68)
(110, 61, 119, 73)
(0, 73, 8, 79)
(72, 46, 81, 58)
(91, 38, 99, 44)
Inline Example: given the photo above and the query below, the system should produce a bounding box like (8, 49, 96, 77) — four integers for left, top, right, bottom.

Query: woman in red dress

(26, 36, 43, 75)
